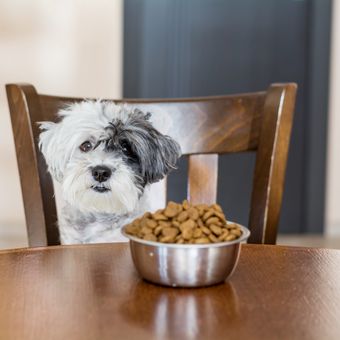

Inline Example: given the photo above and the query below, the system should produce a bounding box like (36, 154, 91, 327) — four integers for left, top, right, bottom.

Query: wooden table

(1, 243, 340, 340)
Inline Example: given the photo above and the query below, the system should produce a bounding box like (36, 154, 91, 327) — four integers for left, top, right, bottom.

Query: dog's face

(39, 101, 181, 214)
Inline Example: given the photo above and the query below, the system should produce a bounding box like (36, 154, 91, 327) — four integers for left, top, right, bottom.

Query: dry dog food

(124, 200, 243, 244)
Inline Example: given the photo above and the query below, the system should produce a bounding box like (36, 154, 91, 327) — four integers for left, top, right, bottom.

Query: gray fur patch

(102, 107, 181, 183)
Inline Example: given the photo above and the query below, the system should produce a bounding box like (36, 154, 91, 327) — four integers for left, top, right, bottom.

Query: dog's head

(39, 101, 181, 214)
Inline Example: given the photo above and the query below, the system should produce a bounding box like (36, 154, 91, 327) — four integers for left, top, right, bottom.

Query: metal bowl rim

(121, 223, 250, 249)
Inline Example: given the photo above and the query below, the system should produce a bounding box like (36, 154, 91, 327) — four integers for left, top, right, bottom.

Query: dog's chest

(59, 207, 139, 244)
(81, 217, 131, 243)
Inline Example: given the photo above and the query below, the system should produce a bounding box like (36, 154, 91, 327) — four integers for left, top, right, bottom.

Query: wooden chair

(6, 83, 297, 247)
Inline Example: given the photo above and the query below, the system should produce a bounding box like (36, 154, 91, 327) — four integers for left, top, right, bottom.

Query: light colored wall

(0, 0, 123, 248)
(326, 0, 340, 235)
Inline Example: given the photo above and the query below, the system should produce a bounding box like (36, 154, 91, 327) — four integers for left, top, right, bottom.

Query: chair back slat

(248, 84, 297, 244)
(39, 94, 266, 154)
(6, 85, 59, 246)
(147, 178, 167, 212)
(187, 154, 218, 205)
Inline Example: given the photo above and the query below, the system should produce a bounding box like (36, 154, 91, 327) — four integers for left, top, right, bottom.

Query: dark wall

(124, 0, 331, 233)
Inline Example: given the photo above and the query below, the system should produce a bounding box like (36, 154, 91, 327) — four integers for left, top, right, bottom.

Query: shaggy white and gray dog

(39, 101, 181, 245)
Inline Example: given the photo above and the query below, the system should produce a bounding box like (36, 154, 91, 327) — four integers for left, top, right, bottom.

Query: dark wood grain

(188, 154, 218, 204)
(249, 84, 297, 243)
(0, 243, 339, 340)
(5, 83, 297, 246)
(5, 85, 58, 246)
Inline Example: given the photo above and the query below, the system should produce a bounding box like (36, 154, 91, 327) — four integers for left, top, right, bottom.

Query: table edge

(0, 242, 339, 255)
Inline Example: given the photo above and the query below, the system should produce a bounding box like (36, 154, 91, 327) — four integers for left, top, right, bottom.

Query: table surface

(1, 243, 340, 340)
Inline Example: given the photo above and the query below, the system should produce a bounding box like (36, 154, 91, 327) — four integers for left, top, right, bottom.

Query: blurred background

(0, 0, 339, 249)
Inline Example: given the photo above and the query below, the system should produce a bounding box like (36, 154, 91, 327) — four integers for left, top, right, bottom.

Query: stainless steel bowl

(122, 224, 250, 288)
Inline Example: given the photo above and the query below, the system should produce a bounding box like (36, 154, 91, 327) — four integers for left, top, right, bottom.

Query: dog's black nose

(92, 166, 112, 182)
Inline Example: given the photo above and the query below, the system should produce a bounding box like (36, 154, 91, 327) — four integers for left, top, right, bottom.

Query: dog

(39, 100, 181, 244)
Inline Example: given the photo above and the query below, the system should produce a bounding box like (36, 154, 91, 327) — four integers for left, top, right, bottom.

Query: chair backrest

(6, 83, 297, 247)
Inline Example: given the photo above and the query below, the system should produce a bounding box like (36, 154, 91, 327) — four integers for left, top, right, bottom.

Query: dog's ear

(38, 121, 69, 182)
(124, 110, 181, 184)
(137, 131, 181, 184)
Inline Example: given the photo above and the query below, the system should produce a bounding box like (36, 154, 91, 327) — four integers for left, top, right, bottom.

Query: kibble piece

(162, 227, 179, 238)
(182, 228, 193, 240)
(214, 211, 226, 221)
(143, 234, 157, 241)
(154, 225, 163, 236)
(208, 234, 219, 243)
(176, 239, 185, 244)
(201, 226, 211, 235)
(141, 226, 153, 235)
(211, 203, 223, 212)
(205, 217, 220, 226)
(197, 218, 204, 228)
(159, 220, 172, 228)
(187, 207, 199, 221)
(177, 211, 189, 222)
(180, 219, 196, 231)
(140, 218, 149, 229)
(164, 201, 180, 218)
(196, 204, 209, 211)
(213, 220, 224, 227)
(146, 219, 158, 229)
(175, 234, 183, 241)
(142, 212, 152, 219)
(202, 210, 214, 221)
(153, 212, 168, 221)
(132, 218, 141, 226)
(195, 237, 210, 244)
(182, 200, 191, 210)
(230, 228, 242, 237)
(125, 224, 139, 235)
(160, 235, 176, 243)
(210, 224, 222, 236)
(193, 228, 203, 238)
(218, 230, 230, 241)
(225, 234, 237, 241)
(172, 220, 180, 228)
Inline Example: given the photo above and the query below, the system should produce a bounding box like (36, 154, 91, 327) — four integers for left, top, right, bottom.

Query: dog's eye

(79, 141, 92, 152)
(120, 141, 133, 157)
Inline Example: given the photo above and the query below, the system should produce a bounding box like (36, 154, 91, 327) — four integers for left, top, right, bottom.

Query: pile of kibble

(124, 200, 243, 244)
